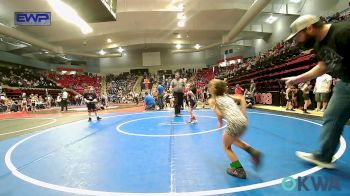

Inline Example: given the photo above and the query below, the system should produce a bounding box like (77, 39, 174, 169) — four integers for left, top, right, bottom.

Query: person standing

(208, 79, 261, 179)
(234, 84, 244, 95)
(187, 84, 197, 124)
(61, 88, 68, 112)
(283, 15, 350, 169)
(84, 86, 102, 122)
(301, 81, 313, 113)
(285, 85, 297, 111)
(157, 81, 165, 110)
(313, 74, 333, 112)
(249, 80, 256, 104)
(170, 72, 185, 116)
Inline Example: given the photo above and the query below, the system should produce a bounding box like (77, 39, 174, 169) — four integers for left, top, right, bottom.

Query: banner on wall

(255, 93, 273, 105)
(255, 92, 282, 106)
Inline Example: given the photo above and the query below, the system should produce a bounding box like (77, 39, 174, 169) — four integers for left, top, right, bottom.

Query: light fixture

(99, 49, 106, 55)
(176, 2, 184, 11)
(177, 20, 185, 27)
(48, 0, 93, 34)
(177, 13, 186, 20)
(176, 34, 182, 38)
(107, 38, 112, 43)
(290, 0, 301, 3)
(117, 47, 124, 53)
(175, 43, 182, 49)
(265, 15, 278, 24)
(110, 43, 118, 48)
(194, 44, 200, 50)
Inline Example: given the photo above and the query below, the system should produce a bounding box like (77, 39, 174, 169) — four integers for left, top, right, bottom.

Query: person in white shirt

(313, 74, 332, 112)
(61, 88, 69, 112)
(46, 95, 52, 109)
(56, 93, 61, 107)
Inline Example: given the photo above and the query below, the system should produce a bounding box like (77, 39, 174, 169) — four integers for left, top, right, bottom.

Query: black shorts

(189, 99, 196, 108)
(87, 103, 97, 112)
(245, 97, 253, 104)
(303, 93, 310, 100)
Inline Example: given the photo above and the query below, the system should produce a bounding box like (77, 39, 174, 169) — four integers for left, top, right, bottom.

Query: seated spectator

(235, 84, 244, 95)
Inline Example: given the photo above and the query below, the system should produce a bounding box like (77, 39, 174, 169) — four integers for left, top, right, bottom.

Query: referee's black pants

(173, 92, 184, 115)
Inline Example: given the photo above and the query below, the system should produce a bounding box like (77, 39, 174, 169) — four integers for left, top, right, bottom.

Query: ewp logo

(15, 12, 51, 26)
(281, 176, 341, 192)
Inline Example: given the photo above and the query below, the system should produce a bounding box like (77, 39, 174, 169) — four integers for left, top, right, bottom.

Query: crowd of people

(284, 73, 335, 113)
(0, 66, 59, 89)
(320, 10, 350, 23)
(0, 91, 58, 113)
(107, 73, 138, 104)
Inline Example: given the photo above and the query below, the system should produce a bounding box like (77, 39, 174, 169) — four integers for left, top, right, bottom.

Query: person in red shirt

(234, 84, 244, 95)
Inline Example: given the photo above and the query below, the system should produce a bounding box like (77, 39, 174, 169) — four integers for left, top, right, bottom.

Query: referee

(170, 72, 185, 116)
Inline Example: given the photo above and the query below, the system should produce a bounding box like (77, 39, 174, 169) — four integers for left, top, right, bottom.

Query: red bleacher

(48, 74, 101, 95)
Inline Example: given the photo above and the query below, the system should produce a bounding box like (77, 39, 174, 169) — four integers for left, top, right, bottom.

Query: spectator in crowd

(46, 95, 52, 109)
(157, 81, 165, 110)
(244, 89, 253, 108)
(285, 84, 297, 111)
(56, 93, 62, 109)
(249, 80, 256, 104)
(29, 94, 37, 112)
(314, 74, 332, 112)
(234, 84, 244, 95)
(164, 90, 173, 108)
(144, 92, 156, 111)
(133, 92, 140, 105)
(21, 96, 28, 112)
(301, 81, 313, 113)
(101, 93, 108, 109)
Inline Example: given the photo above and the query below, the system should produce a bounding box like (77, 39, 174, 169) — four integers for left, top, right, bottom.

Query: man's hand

(281, 76, 299, 86)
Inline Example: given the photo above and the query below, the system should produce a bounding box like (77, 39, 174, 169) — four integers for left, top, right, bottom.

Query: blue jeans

(313, 80, 350, 162)
(158, 94, 164, 109)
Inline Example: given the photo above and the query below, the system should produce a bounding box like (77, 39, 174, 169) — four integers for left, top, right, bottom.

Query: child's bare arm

(214, 107, 223, 128)
(229, 94, 247, 115)
(286, 88, 290, 99)
(209, 98, 223, 127)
